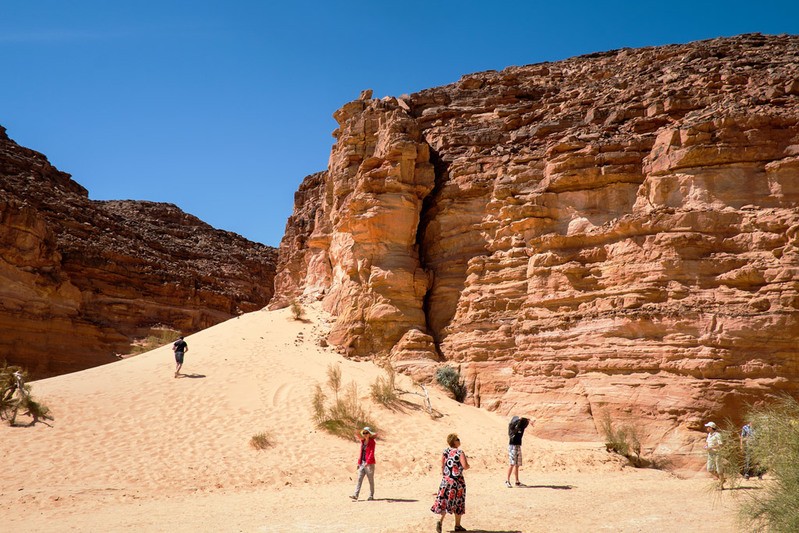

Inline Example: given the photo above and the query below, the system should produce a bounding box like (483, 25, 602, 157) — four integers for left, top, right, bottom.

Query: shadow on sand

(462, 530, 523, 533)
(176, 373, 206, 379)
(724, 485, 763, 491)
(357, 497, 418, 503)
(514, 484, 573, 490)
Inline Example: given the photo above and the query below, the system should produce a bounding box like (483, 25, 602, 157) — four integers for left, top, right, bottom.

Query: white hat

(361, 427, 375, 435)
(704, 422, 717, 429)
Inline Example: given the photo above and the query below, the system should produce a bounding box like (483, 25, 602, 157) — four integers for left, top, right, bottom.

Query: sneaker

(515, 481, 526, 487)
(367, 497, 374, 501)
(455, 526, 467, 532)
(504, 480, 512, 488)
(349, 495, 358, 501)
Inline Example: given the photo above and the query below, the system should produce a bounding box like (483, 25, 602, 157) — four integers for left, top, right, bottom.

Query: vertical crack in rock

(416, 145, 450, 352)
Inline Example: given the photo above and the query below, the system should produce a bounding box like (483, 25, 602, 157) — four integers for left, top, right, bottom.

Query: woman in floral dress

(431, 433, 470, 532)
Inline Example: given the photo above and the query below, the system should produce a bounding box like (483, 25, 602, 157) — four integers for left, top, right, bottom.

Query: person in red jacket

(350, 427, 377, 501)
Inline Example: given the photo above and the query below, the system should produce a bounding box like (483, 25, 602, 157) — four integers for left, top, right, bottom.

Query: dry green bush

(327, 364, 342, 401)
(129, 327, 181, 355)
(737, 397, 799, 532)
(312, 365, 377, 440)
(600, 412, 702, 471)
(599, 412, 645, 466)
(370, 362, 399, 408)
(435, 365, 467, 403)
(0, 364, 52, 426)
(250, 432, 273, 450)
(290, 300, 305, 321)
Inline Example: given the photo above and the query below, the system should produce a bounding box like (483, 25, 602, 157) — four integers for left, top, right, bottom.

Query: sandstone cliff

(274, 34, 799, 460)
(0, 127, 276, 377)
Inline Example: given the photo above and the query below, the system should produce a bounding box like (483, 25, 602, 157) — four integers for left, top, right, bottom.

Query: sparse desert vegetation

(312, 364, 377, 439)
(736, 397, 799, 532)
(435, 364, 467, 403)
(0, 364, 52, 426)
(290, 300, 305, 321)
(128, 327, 181, 355)
(370, 361, 399, 408)
(250, 432, 273, 450)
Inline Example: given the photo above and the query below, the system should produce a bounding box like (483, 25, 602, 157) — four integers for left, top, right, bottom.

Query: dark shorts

(174, 351, 184, 364)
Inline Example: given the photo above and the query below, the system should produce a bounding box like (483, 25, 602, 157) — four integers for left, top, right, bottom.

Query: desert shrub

(600, 413, 639, 458)
(0, 363, 22, 421)
(250, 432, 273, 450)
(327, 364, 342, 401)
(738, 397, 799, 532)
(129, 327, 181, 355)
(599, 412, 643, 466)
(370, 363, 398, 407)
(713, 425, 747, 488)
(435, 365, 467, 403)
(312, 366, 377, 440)
(290, 300, 305, 320)
(312, 384, 327, 425)
(0, 365, 52, 426)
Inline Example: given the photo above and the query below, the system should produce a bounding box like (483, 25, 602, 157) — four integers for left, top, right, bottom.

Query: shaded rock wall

(274, 34, 799, 460)
(0, 127, 277, 377)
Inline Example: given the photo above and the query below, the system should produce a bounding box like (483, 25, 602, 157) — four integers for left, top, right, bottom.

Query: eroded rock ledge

(273, 34, 799, 460)
(0, 127, 277, 377)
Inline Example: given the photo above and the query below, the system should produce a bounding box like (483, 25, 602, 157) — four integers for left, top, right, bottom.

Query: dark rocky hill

(0, 126, 276, 377)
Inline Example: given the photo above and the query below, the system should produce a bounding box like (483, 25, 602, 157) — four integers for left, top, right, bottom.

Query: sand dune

(1, 304, 740, 532)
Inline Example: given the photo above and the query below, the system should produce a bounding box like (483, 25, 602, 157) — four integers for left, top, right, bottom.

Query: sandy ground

(0, 304, 748, 532)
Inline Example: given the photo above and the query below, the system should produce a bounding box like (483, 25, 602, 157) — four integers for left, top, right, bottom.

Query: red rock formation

(274, 34, 799, 461)
(0, 126, 276, 378)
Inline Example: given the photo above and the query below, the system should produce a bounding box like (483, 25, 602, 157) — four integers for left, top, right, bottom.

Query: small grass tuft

(250, 432, 273, 450)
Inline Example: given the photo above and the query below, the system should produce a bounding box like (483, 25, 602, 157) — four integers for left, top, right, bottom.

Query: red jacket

(356, 437, 376, 465)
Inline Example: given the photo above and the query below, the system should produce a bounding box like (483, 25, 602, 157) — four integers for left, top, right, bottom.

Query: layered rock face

(0, 127, 276, 377)
(274, 34, 799, 460)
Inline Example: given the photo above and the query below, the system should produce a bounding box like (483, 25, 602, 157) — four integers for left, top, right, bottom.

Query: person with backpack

(172, 336, 188, 378)
(505, 416, 531, 488)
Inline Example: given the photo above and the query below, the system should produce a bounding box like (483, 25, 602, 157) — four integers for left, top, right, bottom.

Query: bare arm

(441, 453, 446, 475)
(461, 451, 470, 470)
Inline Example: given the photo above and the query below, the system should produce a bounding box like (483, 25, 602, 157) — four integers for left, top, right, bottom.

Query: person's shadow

(176, 373, 206, 379)
(463, 530, 522, 533)
(358, 497, 418, 503)
(514, 484, 573, 490)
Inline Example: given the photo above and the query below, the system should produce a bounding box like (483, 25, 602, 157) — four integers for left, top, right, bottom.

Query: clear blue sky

(2, 1, 798, 246)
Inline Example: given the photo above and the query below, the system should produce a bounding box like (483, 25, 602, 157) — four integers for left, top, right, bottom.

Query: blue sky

(2, 1, 798, 246)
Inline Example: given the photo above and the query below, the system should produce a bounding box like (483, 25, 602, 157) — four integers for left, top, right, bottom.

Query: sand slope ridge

(0, 304, 739, 532)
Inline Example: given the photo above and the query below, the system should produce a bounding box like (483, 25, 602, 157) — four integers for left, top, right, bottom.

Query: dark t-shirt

(509, 418, 529, 446)
(173, 339, 188, 353)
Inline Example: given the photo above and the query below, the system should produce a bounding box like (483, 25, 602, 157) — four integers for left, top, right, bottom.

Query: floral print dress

(431, 447, 466, 515)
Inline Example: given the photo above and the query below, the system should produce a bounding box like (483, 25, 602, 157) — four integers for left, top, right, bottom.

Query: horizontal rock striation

(274, 34, 799, 461)
(0, 127, 277, 377)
